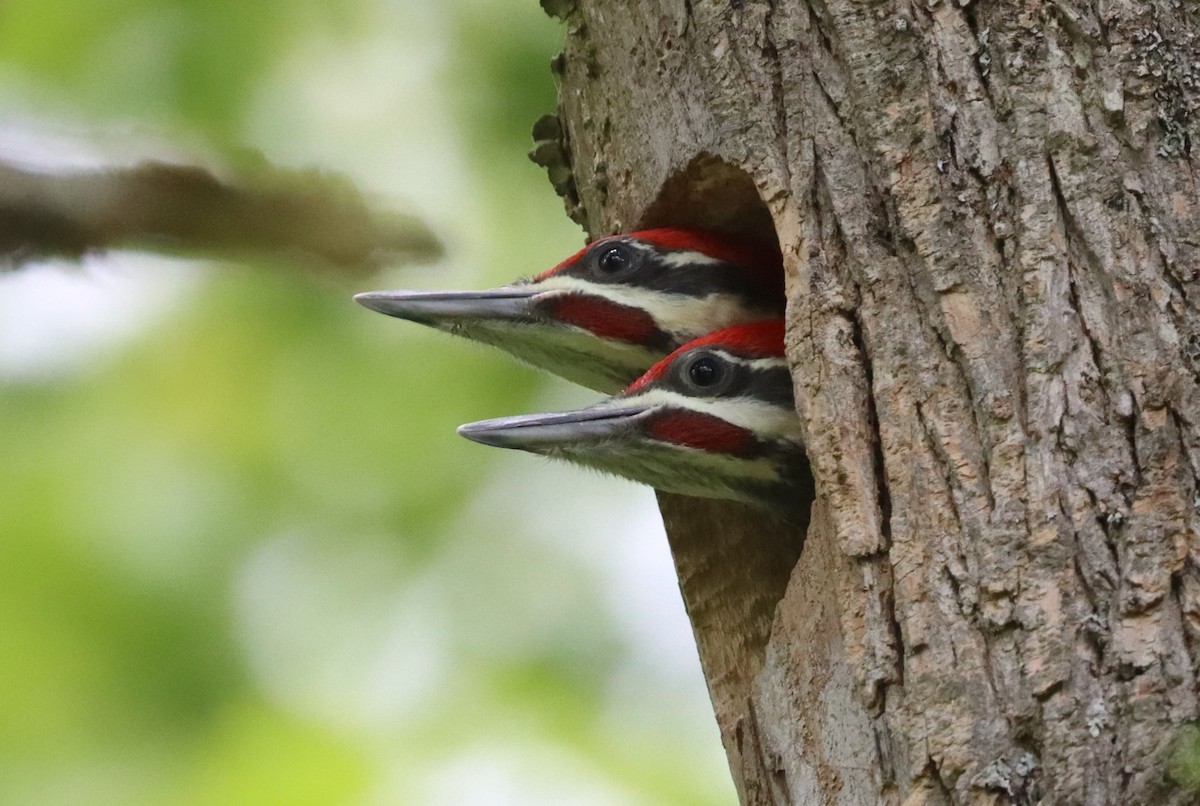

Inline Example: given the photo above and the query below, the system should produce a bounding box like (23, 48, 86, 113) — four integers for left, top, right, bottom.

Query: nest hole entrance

(635, 155, 808, 667)
(637, 154, 780, 255)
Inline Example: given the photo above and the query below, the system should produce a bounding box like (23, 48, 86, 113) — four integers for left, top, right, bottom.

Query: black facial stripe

(735, 451, 814, 513)
(556, 251, 783, 308)
(656, 355, 794, 408)
(641, 327, 679, 353)
(630, 262, 781, 305)
(749, 366, 797, 408)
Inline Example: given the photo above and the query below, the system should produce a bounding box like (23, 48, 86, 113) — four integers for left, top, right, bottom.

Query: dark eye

(672, 350, 739, 397)
(687, 355, 724, 388)
(596, 244, 631, 275)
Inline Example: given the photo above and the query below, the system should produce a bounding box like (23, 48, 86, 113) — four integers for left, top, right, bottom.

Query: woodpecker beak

(353, 287, 540, 324)
(457, 405, 650, 450)
(453, 320, 810, 508)
(354, 285, 663, 393)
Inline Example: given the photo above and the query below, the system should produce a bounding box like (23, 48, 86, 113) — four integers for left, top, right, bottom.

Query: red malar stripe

(647, 410, 752, 455)
(544, 294, 660, 343)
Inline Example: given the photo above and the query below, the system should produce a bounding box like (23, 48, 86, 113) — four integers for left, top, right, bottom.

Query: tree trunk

(539, 0, 1200, 803)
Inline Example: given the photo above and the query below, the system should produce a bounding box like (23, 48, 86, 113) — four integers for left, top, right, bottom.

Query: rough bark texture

(540, 0, 1200, 803)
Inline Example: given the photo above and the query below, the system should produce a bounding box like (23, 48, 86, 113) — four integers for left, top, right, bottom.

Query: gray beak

(353, 287, 540, 325)
(457, 405, 650, 451)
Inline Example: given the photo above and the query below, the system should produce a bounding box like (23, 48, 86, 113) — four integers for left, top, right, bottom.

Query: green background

(0, 1, 734, 803)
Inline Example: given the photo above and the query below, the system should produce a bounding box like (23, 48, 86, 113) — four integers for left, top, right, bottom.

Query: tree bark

(539, 0, 1200, 803)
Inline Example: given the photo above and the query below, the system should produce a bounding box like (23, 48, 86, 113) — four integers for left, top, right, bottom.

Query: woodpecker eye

(593, 242, 635, 277)
(688, 356, 723, 387)
(672, 351, 741, 397)
(597, 245, 628, 273)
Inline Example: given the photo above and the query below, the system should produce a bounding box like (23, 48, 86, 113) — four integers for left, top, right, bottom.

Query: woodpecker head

(354, 228, 783, 393)
(456, 320, 810, 510)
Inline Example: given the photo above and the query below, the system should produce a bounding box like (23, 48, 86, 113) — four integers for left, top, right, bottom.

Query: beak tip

(352, 291, 387, 313)
(456, 406, 649, 452)
(456, 421, 505, 448)
(351, 288, 539, 322)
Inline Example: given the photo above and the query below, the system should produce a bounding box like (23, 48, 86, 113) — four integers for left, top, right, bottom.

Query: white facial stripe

(704, 351, 788, 374)
(604, 388, 804, 444)
(657, 249, 725, 268)
(533, 277, 776, 341)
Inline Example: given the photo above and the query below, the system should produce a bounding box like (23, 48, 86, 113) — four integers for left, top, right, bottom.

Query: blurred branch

(0, 159, 442, 273)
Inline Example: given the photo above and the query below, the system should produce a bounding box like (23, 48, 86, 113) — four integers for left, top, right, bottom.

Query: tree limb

(0, 159, 441, 272)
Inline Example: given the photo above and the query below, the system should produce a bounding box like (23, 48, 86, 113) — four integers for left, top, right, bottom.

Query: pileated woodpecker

(456, 320, 811, 510)
(354, 229, 783, 393)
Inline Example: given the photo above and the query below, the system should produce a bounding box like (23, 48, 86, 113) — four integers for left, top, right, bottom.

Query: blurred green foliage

(0, 1, 735, 804)
(0, 0, 357, 140)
